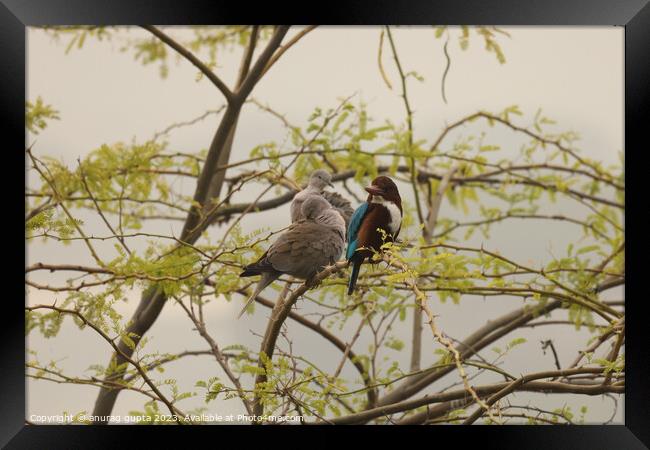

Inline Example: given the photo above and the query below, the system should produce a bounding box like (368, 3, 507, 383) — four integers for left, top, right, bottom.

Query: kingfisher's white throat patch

(370, 196, 402, 234)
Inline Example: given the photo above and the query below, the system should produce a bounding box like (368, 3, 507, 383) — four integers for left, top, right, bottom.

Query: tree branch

(141, 25, 234, 103)
(244, 290, 378, 409)
(27, 304, 185, 424)
(261, 26, 317, 77)
(252, 261, 348, 418)
(327, 367, 621, 425)
(372, 299, 562, 411)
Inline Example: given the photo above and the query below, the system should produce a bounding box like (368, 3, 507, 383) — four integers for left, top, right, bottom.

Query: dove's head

(301, 194, 331, 220)
(308, 169, 334, 190)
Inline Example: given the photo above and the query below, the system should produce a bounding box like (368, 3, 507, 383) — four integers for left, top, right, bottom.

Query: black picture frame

(3, 0, 648, 448)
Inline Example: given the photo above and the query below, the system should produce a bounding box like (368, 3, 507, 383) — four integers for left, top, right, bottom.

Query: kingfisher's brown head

(365, 176, 402, 212)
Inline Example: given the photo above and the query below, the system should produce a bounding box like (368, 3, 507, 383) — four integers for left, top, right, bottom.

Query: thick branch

(373, 299, 562, 410)
(200, 26, 259, 221)
(411, 166, 458, 373)
(182, 26, 289, 242)
(246, 290, 378, 409)
(28, 304, 184, 423)
(235, 26, 290, 100)
(261, 26, 317, 77)
(423, 165, 458, 243)
(252, 261, 348, 418)
(141, 25, 234, 102)
(92, 31, 295, 420)
(327, 367, 620, 425)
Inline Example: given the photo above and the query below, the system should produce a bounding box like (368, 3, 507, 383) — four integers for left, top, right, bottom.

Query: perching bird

(290, 169, 355, 229)
(346, 176, 402, 295)
(321, 191, 355, 232)
(290, 169, 334, 222)
(238, 195, 346, 318)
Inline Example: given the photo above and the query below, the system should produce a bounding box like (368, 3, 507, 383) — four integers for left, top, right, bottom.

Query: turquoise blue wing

(346, 202, 369, 260)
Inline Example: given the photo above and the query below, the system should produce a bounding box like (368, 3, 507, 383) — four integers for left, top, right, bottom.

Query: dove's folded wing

(267, 222, 343, 279)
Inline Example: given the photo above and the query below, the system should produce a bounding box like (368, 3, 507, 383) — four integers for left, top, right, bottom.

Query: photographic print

(25, 25, 625, 427)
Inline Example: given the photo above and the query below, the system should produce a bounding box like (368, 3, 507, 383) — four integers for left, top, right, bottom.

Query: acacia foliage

(26, 26, 624, 425)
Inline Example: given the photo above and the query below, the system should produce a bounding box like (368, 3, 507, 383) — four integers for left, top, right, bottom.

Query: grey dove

(238, 195, 346, 318)
(321, 190, 355, 232)
(290, 169, 333, 222)
(290, 169, 355, 230)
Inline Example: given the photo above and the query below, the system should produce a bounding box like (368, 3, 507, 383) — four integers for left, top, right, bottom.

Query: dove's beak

(327, 181, 335, 188)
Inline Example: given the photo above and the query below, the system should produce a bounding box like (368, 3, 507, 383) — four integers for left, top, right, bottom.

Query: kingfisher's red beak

(365, 185, 384, 196)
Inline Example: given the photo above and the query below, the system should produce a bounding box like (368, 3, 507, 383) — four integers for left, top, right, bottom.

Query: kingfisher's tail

(347, 257, 362, 295)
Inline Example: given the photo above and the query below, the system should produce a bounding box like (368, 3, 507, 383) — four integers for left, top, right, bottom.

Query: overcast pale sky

(26, 26, 624, 424)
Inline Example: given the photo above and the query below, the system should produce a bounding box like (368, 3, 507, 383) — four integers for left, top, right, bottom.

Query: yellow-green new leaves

(26, 97, 60, 135)
(43, 26, 267, 82)
(26, 209, 82, 242)
(594, 355, 624, 376)
(568, 303, 596, 332)
(384, 336, 405, 352)
(433, 26, 509, 64)
(105, 245, 203, 297)
(40, 26, 112, 54)
(25, 309, 64, 338)
(196, 377, 225, 403)
(133, 37, 169, 78)
(27, 140, 192, 235)
(492, 337, 527, 357)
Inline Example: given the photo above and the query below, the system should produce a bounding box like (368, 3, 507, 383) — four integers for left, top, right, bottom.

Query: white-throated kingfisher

(346, 176, 402, 295)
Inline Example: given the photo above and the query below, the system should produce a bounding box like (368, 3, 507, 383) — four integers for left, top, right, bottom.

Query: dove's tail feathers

(347, 257, 362, 295)
(237, 290, 259, 319)
(237, 272, 276, 319)
(240, 251, 274, 278)
(240, 266, 260, 277)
